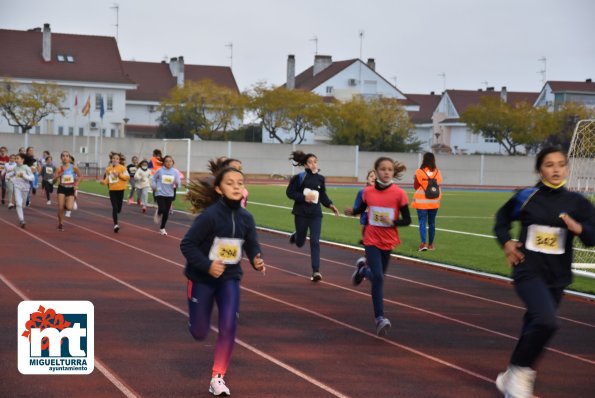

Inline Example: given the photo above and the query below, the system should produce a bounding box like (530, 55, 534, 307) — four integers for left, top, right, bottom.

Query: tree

(326, 96, 418, 152)
(461, 96, 534, 155)
(0, 79, 65, 145)
(284, 90, 328, 144)
(541, 102, 594, 151)
(246, 83, 292, 143)
(158, 80, 245, 140)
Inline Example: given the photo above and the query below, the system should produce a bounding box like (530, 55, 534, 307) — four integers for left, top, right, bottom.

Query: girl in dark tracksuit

(180, 167, 265, 397)
(494, 146, 595, 398)
(286, 150, 339, 282)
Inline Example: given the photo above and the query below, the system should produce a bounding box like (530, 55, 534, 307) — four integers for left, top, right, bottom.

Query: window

(13, 126, 19, 134)
(57, 54, 65, 62)
(58, 126, 64, 136)
(110, 129, 116, 138)
(107, 94, 113, 111)
(326, 86, 333, 94)
(95, 93, 102, 110)
(69, 127, 74, 136)
(66, 55, 75, 63)
(484, 137, 497, 143)
(78, 127, 84, 136)
(35, 126, 41, 134)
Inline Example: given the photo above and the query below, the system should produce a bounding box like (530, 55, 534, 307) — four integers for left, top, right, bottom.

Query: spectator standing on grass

(411, 152, 443, 251)
(54, 151, 81, 231)
(345, 157, 411, 336)
(134, 159, 152, 213)
(180, 166, 265, 396)
(493, 146, 595, 398)
(286, 150, 340, 282)
(9, 153, 33, 228)
(151, 155, 180, 236)
(100, 152, 129, 233)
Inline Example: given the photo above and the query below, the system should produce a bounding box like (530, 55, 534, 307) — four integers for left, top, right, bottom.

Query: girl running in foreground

(54, 151, 81, 231)
(208, 157, 249, 207)
(180, 167, 265, 396)
(345, 157, 411, 336)
(151, 155, 180, 235)
(493, 146, 595, 398)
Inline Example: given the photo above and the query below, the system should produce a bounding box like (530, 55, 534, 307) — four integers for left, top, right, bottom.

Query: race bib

(108, 173, 119, 184)
(61, 175, 74, 185)
(129, 167, 137, 174)
(525, 224, 566, 255)
(208, 237, 245, 264)
(303, 188, 319, 204)
(46, 167, 53, 174)
(162, 175, 174, 185)
(369, 206, 395, 227)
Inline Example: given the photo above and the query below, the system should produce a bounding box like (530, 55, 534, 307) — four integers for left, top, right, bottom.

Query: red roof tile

(547, 80, 595, 93)
(0, 28, 134, 85)
(122, 61, 239, 102)
(446, 89, 539, 115)
(290, 59, 358, 91)
(405, 93, 441, 124)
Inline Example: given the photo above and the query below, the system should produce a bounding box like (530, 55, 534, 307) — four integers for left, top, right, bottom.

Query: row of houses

(1, 24, 594, 155)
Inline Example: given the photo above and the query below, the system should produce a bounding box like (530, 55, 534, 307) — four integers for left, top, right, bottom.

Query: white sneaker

(160, 228, 167, 236)
(375, 316, 391, 336)
(46, 200, 52, 205)
(64, 210, 71, 218)
(114, 224, 120, 233)
(209, 375, 230, 396)
(153, 209, 160, 224)
(73, 201, 78, 211)
(496, 365, 536, 398)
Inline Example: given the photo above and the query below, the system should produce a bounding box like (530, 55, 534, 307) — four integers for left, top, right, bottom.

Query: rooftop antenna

(438, 72, 446, 91)
(392, 75, 398, 88)
(110, 4, 119, 42)
(538, 56, 547, 84)
(225, 42, 233, 69)
(481, 80, 489, 89)
(358, 30, 365, 60)
(309, 36, 318, 55)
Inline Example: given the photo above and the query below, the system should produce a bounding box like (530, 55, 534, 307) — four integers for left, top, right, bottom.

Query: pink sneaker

(428, 244, 435, 250)
(127, 198, 134, 205)
(418, 243, 428, 252)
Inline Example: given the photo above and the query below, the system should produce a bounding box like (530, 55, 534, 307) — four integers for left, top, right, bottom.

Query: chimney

(313, 55, 332, 76)
(287, 55, 296, 90)
(587, 78, 592, 83)
(486, 86, 494, 91)
(177, 56, 185, 87)
(42, 23, 51, 62)
(367, 58, 376, 71)
(169, 57, 178, 78)
(430, 91, 435, 95)
(500, 86, 508, 102)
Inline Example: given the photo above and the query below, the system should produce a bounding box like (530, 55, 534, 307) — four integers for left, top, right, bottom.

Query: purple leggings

(187, 279, 240, 377)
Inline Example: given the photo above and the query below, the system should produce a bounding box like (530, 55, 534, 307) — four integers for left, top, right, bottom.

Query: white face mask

(141, 166, 148, 171)
(111, 161, 119, 167)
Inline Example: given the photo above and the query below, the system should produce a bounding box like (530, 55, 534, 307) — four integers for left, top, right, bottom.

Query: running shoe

(352, 257, 367, 286)
(127, 198, 134, 205)
(8, 203, 15, 209)
(311, 271, 322, 282)
(73, 201, 78, 211)
(160, 228, 167, 236)
(153, 209, 160, 224)
(137, 199, 141, 206)
(496, 365, 535, 398)
(57, 223, 64, 231)
(289, 231, 296, 244)
(46, 200, 52, 205)
(20, 220, 26, 229)
(64, 210, 71, 218)
(418, 243, 427, 252)
(375, 316, 391, 336)
(142, 206, 147, 214)
(209, 374, 230, 396)
(428, 244, 435, 250)
(114, 224, 120, 233)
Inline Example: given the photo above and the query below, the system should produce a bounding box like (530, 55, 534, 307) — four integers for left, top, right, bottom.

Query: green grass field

(78, 180, 595, 295)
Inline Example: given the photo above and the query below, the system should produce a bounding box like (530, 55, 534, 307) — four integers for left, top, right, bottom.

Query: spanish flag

(82, 96, 91, 117)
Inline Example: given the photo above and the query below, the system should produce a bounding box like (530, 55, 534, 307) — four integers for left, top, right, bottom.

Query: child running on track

(353, 170, 376, 274)
(344, 157, 411, 336)
(286, 150, 339, 282)
(126, 156, 139, 205)
(151, 155, 180, 235)
(40, 155, 55, 205)
(0, 146, 9, 205)
(493, 146, 595, 398)
(10, 153, 33, 228)
(134, 159, 152, 213)
(180, 166, 265, 396)
(2, 153, 16, 208)
(54, 151, 81, 231)
(100, 152, 129, 233)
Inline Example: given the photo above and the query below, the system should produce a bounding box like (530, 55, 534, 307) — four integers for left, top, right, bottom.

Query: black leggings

(109, 190, 124, 224)
(155, 195, 173, 229)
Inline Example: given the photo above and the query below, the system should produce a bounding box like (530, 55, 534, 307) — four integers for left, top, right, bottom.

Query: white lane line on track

(26, 203, 595, 363)
(0, 272, 141, 398)
(0, 217, 349, 398)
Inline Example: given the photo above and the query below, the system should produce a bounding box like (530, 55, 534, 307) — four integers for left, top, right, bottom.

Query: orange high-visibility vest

(412, 167, 442, 210)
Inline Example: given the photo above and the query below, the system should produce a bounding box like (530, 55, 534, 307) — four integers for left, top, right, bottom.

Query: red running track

(1, 192, 594, 397)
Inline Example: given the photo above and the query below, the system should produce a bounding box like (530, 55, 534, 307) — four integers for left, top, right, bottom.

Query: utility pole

(481, 80, 489, 89)
(438, 72, 446, 91)
(358, 30, 365, 60)
(226, 43, 233, 69)
(110, 4, 119, 42)
(538, 56, 547, 84)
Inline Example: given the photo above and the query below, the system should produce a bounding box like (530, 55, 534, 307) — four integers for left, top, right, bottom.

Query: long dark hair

(289, 150, 316, 167)
(208, 157, 241, 174)
(535, 146, 566, 172)
(420, 152, 437, 171)
(186, 167, 243, 214)
(374, 157, 407, 180)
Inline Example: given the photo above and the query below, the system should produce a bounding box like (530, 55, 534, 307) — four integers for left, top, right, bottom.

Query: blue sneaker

(375, 316, 391, 336)
(352, 257, 367, 286)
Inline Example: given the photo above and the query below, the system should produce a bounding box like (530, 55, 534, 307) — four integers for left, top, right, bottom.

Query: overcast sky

(1, 0, 594, 94)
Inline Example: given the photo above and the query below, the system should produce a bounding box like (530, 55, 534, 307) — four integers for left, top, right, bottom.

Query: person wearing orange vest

(411, 152, 442, 251)
(149, 149, 164, 176)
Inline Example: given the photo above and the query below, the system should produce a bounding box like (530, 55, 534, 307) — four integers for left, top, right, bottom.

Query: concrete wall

(0, 133, 538, 186)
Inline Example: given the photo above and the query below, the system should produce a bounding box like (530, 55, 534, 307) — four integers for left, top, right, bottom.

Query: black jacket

(180, 198, 261, 284)
(494, 182, 595, 287)
(286, 169, 333, 218)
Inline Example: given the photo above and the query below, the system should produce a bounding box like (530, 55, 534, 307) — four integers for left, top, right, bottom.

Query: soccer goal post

(567, 119, 595, 274)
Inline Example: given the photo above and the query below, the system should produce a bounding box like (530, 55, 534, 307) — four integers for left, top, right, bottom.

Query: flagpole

(72, 94, 78, 155)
